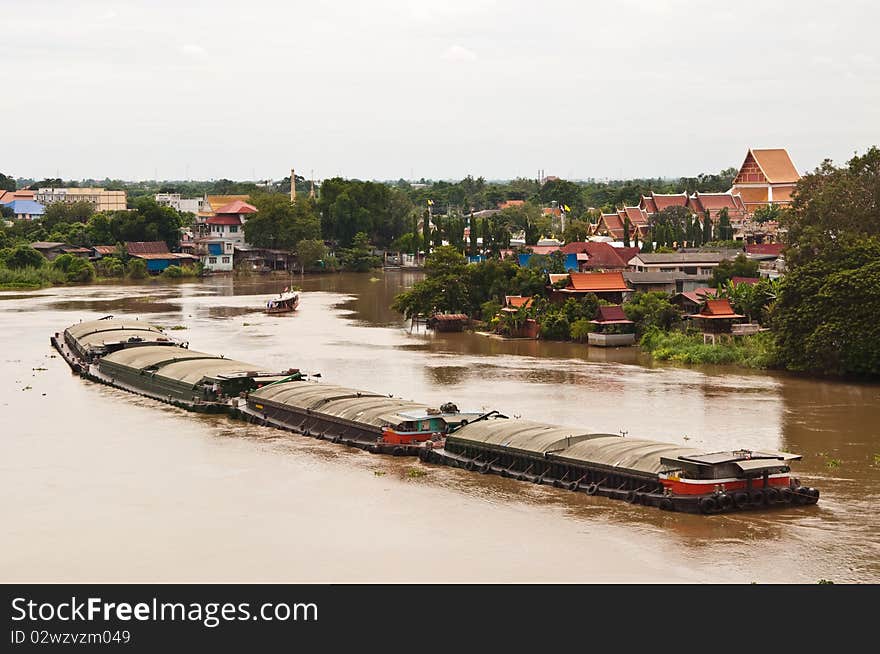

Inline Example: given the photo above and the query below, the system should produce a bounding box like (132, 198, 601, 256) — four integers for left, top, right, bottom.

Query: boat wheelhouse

(266, 290, 299, 314)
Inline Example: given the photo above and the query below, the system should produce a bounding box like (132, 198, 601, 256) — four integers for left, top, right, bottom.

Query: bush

(539, 313, 570, 340)
(95, 256, 124, 278)
(0, 265, 65, 289)
(640, 328, 777, 368)
(624, 291, 681, 334)
(569, 318, 594, 342)
(480, 300, 501, 321)
(4, 245, 45, 270)
(51, 254, 95, 283)
(127, 258, 148, 279)
(161, 263, 201, 279)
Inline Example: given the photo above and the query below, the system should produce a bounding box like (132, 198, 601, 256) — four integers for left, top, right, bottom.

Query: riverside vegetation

(392, 146, 880, 378)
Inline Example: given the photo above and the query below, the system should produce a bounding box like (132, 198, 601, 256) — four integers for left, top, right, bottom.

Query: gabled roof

(93, 245, 119, 255)
(632, 252, 728, 264)
(746, 149, 800, 184)
(689, 192, 747, 216)
(591, 304, 632, 324)
(650, 192, 689, 211)
(693, 298, 742, 319)
(498, 200, 524, 209)
(503, 295, 533, 310)
(560, 241, 591, 255)
(126, 241, 169, 255)
(0, 189, 36, 204)
(565, 271, 631, 293)
(214, 200, 257, 214)
(599, 213, 624, 238)
(574, 242, 627, 269)
(30, 241, 66, 249)
(527, 245, 561, 255)
(639, 195, 658, 214)
(621, 205, 649, 225)
(672, 287, 717, 305)
(614, 246, 640, 265)
(204, 194, 250, 213)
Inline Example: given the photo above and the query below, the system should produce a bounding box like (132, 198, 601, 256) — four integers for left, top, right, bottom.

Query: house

(0, 189, 36, 204)
(670, 287, 717, 314)
(689, 298, 744, 343)
(562, 241, 636, 271)
(623, 271, 678, 295)
(30, 242, 68, 260)
(126, 241, 198, 273)
(233, 245, 292, 272)
(731, 276, 760, 286)
(729, 148, 801, 211)
(627, 252, 727, 277)
(198, 200, 257, 272)
(4, 199, 45, 220)
(552, 271, 632, 303)
(588, 305, 635, 347)
(91, 245, 119, 259)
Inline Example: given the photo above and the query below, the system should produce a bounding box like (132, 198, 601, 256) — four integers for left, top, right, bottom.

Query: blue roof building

(5, 199, 46, 220)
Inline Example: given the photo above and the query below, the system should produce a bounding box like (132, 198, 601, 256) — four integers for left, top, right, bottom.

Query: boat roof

(66, 319, 164, 340)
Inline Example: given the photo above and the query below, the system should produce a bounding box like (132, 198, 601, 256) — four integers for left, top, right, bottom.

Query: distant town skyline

(4, 0, 878, 181)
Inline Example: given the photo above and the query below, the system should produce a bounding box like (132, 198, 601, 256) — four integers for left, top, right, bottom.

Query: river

(1, 271, 877, 582)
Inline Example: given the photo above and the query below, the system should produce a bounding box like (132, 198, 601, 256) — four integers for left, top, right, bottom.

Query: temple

(729, 148, 801, 211)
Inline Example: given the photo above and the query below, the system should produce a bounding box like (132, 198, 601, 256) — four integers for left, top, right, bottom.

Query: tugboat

(378, 403, 498, 446)
(265, 287, 299, 314)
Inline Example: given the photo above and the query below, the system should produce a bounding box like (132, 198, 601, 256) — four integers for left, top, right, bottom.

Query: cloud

(179, 44, 208, 60)
(442, 44, 477, 62)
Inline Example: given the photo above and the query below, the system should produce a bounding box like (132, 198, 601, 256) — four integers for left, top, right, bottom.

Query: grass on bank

(639, 327, 778, 369)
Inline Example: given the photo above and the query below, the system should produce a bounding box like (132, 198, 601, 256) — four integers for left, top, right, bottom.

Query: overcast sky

(4, 0, 879, 182)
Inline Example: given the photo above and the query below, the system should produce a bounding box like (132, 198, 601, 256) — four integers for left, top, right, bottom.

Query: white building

(155, 193, 202, 214)
(199, 200, 256, 272)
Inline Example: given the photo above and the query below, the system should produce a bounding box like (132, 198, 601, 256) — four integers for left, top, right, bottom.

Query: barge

(239, 382, 490, 455)
(420, 419, 819, 514)
(52, 318, 820, 514)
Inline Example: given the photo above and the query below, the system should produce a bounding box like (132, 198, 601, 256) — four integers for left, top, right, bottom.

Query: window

(209, 257, 217, 264)
(222, 256, 230, 264)
(229, 225, 238, 233)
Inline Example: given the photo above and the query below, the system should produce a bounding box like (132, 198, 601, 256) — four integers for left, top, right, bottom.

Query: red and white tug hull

(659, 472, 791, 496)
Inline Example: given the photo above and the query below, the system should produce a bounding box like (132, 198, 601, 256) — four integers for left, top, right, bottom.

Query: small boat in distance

(265, 288, 299, 314)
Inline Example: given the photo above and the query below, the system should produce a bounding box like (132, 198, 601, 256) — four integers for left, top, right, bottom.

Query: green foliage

(0, 172, 16, 192)
(95, 255, 124, 278)
(752, 204, 782, 224)
(161, 263, 201, 279)
(317, 178, 412, 247)
(480, 300, 501, 321)
(569, 318, 595, 342)
(3, 245, 45, 270)
(640, 328, 777, 368)
(0, 265, 65, 289)
(126, 258, 148, 279)
(296, 239, 327, 270)
(339, 232, 380, 272)
(51, 254, 95, 283)
(716, 278, 779, 324)
(539, 313, 570, 340)
(244, 194, 321, 251)
(624, 292, 681, 334)
(708, 253, 758, 287)
(42, 201, 94, 231)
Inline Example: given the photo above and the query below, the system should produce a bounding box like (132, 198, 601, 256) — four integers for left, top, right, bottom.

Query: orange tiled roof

(498, 200, 525, 209)
(214, 200, 257, 214)
(205, 194, 250, 214)
(504, 295, 533, 309)
(566, 271, 631, 293)
(748, 149, 800, 184)
(651, 193, 689, 211)
(639, 195, 658, 214)
(736, 187, 769, 205)
(695, 298, 742, 319)
(599, 213, 624, 238)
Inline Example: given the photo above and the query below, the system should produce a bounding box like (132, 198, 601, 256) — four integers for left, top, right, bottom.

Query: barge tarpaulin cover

(97, 345, 274, 402)
(248, 381, 433, 442)
(64, 319, 173, 358)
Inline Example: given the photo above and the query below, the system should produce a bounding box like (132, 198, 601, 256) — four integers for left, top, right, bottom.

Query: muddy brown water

(1, 272, 878, 582)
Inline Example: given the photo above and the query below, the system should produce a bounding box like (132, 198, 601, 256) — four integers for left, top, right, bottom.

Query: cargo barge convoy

(52, 318, 820, 514)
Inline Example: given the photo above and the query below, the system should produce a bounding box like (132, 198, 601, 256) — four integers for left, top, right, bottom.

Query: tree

(753, 204, 782, 224)
(51, 254, 95, 282)
(772, 147, 880, 376)
(339, 232, 380, 272)
(0, 172, 15, 192)
(244, 194, 320, 250)
(624, 292, 681, 334)
(622, 215, 631, 247)
(295, 239, 326, 270)
(109, 197, 184, 249)
(702, 210, 713, 244)
(708, 253, 758, 287)
(4, 245, 45, 269)
(42, 201, 94, 231)
(562, 219, 590, 243)
(717, 207, 733, 241)
(469, 214, 479, 256)
(422, 208, 431, 255)
(537, 179, 584, 214)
